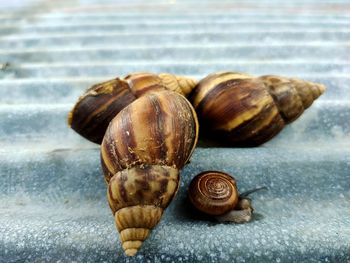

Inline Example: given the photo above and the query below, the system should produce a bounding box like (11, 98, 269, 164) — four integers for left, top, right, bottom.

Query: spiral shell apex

(158, 73, 198, 97)
(188, 171, 239, 215)
(190, 72, 326, 146)
(68, 72, 198, 144)
(101, 90, 198, 256)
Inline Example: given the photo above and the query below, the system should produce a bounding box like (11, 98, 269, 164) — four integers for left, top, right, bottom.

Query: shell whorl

(107, 165, 180, 214)
(188, 171, 239, 216)
(101, 90, 198, 182)
(190, 71, 326, 146)
(259, 75, 326, 123)
(115, 205, 163, 256)
(108, 165, 179, 256)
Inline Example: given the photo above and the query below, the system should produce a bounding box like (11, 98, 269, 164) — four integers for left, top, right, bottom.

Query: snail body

(68, 72, 197, 144)
(190, 72, 326, 146)
(188, 171, 264, 223)
(101, 90, 199, 256)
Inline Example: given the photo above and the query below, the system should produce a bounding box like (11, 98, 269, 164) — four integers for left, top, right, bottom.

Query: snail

(188, 171, 266, 223)
(68, 72, 197, 144)
(101, 90, 199, 256)
(190, 72, 326, 146)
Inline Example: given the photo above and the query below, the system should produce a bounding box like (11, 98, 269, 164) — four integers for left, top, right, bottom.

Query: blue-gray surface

(0, 0, 350, 262)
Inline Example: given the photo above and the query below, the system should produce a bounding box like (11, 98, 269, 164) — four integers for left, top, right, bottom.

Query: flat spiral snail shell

(188, 171, 239, 216)
(188, 171, 265, 223)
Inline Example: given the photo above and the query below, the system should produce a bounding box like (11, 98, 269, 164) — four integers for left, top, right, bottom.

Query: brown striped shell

(188, 171, 239, 216)
(68, 73, 197, 144)
(190, 72, 326, 146)
(68, 78, 136, 144)
(101, 90, 199, 256)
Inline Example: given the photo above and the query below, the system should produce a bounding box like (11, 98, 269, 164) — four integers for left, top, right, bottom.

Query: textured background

(0, 0, 350, 262)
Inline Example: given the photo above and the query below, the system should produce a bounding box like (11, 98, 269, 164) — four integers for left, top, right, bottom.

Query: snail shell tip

(115, 205, 163, 256)
(67, 110, 73, 127)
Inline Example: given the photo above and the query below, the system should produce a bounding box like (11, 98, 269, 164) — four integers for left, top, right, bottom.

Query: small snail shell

(101, 90, 199, 256)
(190, 72, 326, 146)
(188, 171, 261, 223)
(188, 171, 239, 216)
(68, 72, 197, 144)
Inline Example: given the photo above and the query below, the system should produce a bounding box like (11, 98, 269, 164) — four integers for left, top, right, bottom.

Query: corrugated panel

(0, 0, 349, 262)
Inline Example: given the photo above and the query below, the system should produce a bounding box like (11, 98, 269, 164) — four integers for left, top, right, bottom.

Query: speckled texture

(1, 148, 350, 262)
(1, 0, 350, 262)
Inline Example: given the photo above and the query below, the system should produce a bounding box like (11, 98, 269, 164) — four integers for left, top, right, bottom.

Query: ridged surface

(1, 0, 350, 262)
(115, 205, 163, 256)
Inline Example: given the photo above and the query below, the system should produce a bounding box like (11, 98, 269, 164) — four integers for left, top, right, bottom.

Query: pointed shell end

(67, 110, 73, 127)
(318, 84, 326, 95)
(124, 248, 139, 256)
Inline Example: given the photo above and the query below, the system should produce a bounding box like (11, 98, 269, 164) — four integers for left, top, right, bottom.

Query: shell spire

(158, 73, 198, 97)
(259, 75, 326, 124)
(101, 90, 198, 256)
(116, 206, 162, 256)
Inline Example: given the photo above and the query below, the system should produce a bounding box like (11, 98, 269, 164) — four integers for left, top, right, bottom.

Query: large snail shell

(188, 171, 239, 216)
(190, 72, 326, 146)
(101, 90, 198, 256)
(68, 73, 197, 144)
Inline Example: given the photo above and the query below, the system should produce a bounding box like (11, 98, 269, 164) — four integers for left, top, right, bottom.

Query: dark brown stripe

(189, 72, 236, 103)
(267, 83, 304, 124)
(168, 94, 185, 168)
(118, 170, 129, 204)
(153, 178, 170, 206)
(247, 113, 285, 146)
(197, 78, 266, 129)
(195, 79, 241, 122)
(159, 178, 169, 196)
(134, 166, 152, 205)
(179, 96, 198, 168)
(103, 124, 124, 171)
(100, 151, 114, 183)
(71, 80, 136, 144)
(147, 94, 168, 164)
(108, 182, 115, 203)
(119, 106, 139, 167)
(136, 167, 152, 191)
(83, 94, 133, 143)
